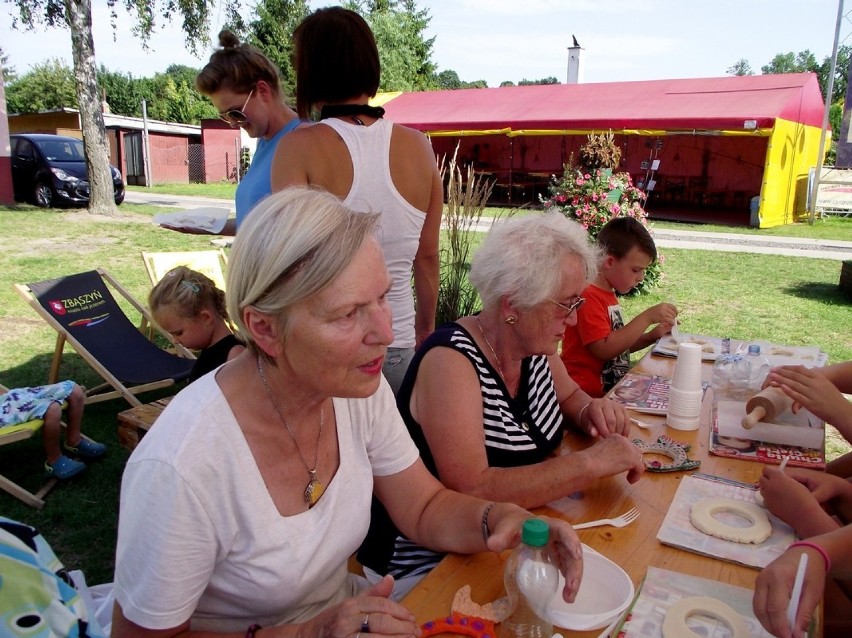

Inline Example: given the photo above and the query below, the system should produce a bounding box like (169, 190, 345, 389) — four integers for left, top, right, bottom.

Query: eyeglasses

(218, 89, 254, 126)
(549, 297, 586, 318)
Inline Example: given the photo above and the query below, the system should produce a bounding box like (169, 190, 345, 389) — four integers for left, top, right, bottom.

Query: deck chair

(14, 269, 195, 408)
(142, 249, 228, 291)
(0, 383, 59, 509)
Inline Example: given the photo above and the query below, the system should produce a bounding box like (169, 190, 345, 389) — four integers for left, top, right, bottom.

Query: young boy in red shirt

(561, 217, 678, 397)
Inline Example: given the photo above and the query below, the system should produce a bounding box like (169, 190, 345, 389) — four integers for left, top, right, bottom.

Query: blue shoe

(45, 455, 86, 480)
(63, 438, 107, 460)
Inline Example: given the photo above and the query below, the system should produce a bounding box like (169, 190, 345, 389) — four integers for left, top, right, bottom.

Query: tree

(346, 0, 437, 91)
(435, 69, 463, 89)
(518, 77, 559, 86)
(98, 67, 145, 116)
(817, 44, 851, 105)
(241, 0, 309, 100)
(433, 69, 487, 90)
(4, 0, 238, 214)
(0, 46, 16, 82)
(6, 59, 76, 112)
(761, 50, 819, 75)
(726, 58, 753, 76)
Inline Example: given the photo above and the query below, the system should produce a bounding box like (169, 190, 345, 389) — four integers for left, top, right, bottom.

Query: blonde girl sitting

(148, 266, 244, 383)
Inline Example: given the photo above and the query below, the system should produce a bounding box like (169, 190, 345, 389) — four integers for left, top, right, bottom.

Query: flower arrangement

(541, 134, 665, 295)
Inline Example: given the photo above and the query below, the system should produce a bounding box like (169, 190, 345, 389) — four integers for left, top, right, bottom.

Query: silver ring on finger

(361, 613, 371, 633)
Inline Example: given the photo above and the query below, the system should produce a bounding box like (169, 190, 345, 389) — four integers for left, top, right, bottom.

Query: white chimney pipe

(567, 39, 583, 84)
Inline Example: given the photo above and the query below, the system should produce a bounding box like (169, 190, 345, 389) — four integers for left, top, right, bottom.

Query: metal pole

(808, 0, 844, 223)
(141, 99, 153, 188)
(235, 136, 241, 185)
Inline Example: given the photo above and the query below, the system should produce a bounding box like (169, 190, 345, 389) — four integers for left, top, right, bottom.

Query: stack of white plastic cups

(667, 342, 703, 431)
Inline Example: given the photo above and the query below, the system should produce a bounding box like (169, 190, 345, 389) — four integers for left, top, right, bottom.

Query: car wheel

(34, 181, 54, 207)
(115, 192, 125, 205)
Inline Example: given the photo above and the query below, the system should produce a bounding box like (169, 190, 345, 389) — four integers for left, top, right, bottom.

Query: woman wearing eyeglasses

(357, 212, 646, 598)
(188, 30, 301, 236)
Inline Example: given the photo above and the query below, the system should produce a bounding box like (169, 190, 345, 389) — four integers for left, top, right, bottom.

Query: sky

(1, 0, 851, 89)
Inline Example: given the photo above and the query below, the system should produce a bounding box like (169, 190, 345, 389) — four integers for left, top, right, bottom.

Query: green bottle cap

(521, 518, 549, 546)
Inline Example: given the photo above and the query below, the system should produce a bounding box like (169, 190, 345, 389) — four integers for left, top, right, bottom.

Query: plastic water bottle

(745, 344, 771, 393)
(712, 354, 751, 402)
(499, 519, 559, 638)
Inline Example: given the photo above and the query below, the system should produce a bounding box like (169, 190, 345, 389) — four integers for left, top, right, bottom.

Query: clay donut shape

(633, 435, 701, 472)
(662, 596, 749, 638)
(690, 497, 772, 544)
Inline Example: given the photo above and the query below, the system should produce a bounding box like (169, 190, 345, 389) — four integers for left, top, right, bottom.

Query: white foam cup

(666, 386, 702, 431)
(671, 342, 702, 391)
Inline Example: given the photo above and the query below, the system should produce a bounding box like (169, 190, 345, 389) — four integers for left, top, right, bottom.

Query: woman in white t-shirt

(112, 188, 584, 637)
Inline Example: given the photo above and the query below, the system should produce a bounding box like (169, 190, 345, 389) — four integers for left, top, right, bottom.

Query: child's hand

(643, 302, 678, 327)
(759, 468, 823, 524)
(759, 467, 843, 537)
(648, 321, 674, 340)
(764, 365, 852, 429)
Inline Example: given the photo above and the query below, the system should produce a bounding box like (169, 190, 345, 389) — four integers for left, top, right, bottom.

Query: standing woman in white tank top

(271, 6, 442, 395)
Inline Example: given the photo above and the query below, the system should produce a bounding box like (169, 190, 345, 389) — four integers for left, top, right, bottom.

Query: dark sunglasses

(218, 89, 254, 126)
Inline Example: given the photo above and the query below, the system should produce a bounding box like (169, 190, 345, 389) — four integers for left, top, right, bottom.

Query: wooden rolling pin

(741, 386, 794, 429)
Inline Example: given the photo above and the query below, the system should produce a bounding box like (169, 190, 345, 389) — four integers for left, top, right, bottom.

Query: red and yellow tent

(379, 73, 825, 227)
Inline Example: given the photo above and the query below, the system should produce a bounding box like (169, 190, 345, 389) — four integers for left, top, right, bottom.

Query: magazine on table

(709, 408, 826, 469)
(608, 371, 708, 415)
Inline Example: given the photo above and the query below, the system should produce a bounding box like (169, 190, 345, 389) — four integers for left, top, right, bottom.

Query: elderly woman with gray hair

(359, 212, 645, 594)
(111, 189, 584, 638)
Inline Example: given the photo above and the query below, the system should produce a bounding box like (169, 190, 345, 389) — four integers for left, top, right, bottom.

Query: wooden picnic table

(400, 347, 823, 637)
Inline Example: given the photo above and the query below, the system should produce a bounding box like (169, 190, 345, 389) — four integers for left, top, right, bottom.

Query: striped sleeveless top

(357, 321, 564, 578)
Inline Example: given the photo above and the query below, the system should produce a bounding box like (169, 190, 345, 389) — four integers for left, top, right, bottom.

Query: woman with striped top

(358, 212, 646, 597)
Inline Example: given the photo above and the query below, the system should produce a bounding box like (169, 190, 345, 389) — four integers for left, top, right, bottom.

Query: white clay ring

(690, 497, 772, 544)
(662, 596, 749, 638)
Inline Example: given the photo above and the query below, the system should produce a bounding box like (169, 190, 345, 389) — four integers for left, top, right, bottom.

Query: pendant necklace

(475, 315, 507, 382)
(257, 356, 325, 508)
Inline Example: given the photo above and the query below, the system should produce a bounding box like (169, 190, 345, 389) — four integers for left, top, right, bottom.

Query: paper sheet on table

(153, 208, 231, 233)
(656, 473, 795, 569)
(716, 400, 824, 449)
(652, 334, 723, 361)
(618, 566, 776, 638)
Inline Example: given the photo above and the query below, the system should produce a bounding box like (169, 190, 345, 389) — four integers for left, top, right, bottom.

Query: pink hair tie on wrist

(789, 540, 831, 572)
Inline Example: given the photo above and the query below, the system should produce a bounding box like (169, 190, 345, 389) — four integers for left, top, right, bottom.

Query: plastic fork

(572, 507, 640, 530)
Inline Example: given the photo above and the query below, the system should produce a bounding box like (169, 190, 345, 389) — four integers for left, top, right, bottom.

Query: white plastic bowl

(544, 545, 634, 631)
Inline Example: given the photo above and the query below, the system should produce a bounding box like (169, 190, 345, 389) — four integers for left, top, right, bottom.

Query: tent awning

(381, 73, 825, 134)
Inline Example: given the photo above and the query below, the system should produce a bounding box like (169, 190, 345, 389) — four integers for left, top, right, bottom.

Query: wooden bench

(117, 397, 172, 450)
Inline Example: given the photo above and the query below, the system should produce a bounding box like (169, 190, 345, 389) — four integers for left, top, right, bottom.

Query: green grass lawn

(128, 182, 237, 200)
(0, 200, 850, 585)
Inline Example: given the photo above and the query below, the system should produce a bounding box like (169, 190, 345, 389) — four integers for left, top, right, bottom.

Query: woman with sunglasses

(270, 8, 442, 394)
(176, 30, 301, 236)
(358, 212, 646, 598)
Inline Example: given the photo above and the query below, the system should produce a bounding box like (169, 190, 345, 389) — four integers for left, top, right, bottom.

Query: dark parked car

(10, 133, 125, 207)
